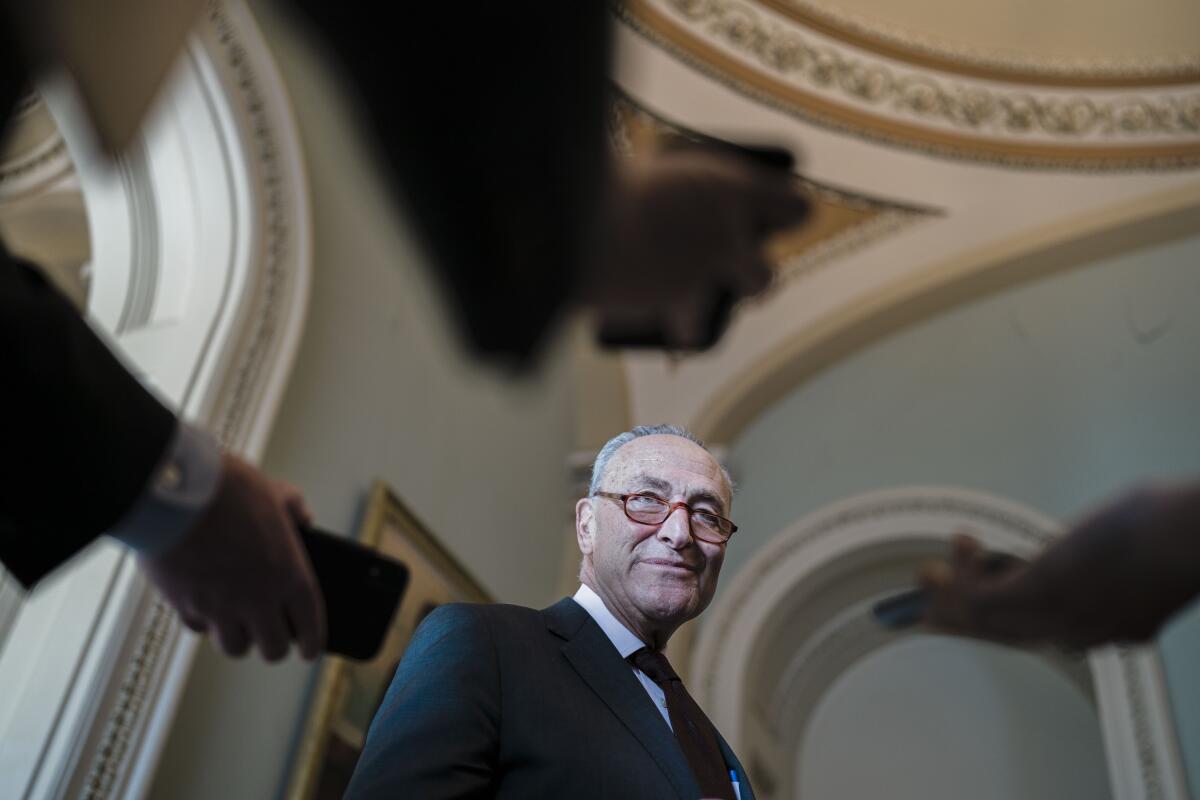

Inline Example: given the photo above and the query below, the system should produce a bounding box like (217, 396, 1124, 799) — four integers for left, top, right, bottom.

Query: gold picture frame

(284, 480, 492, 800)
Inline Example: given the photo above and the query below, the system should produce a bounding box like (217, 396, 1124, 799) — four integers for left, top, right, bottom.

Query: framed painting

(284, 480, 491, 800)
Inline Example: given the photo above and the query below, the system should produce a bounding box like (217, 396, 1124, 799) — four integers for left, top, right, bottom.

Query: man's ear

(575, 497, 596, 556)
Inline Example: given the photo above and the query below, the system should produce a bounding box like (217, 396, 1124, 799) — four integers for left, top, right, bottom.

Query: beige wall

(148, 9, 580, 799)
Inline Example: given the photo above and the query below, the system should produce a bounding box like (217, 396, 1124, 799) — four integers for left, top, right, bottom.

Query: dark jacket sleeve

(346, 603, 501, 800)
(0, 246, 176, 587)
(288, 1, 612, 364)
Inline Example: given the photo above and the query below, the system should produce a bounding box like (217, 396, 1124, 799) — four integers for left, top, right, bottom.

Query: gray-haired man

(347, 424, 750, 800)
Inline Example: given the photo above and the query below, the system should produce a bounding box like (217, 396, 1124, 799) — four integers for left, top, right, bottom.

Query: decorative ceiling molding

(616, 0, 1200, 169)
(753, 0, 1200, 87)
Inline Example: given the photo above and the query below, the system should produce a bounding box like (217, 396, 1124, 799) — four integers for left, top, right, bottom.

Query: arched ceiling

(773, 0, 1200, 80)
(607, 0, 1200, 445)
(617, 0, 1200, 167)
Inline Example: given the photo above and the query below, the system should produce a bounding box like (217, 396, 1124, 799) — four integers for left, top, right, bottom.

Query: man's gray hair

(587, 424, 733, 497)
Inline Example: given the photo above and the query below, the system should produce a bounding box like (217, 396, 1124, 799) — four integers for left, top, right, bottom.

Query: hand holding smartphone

(298, 525, 409, 661)
(596, 133, 805, 351)
(871, 550, 1022, 630)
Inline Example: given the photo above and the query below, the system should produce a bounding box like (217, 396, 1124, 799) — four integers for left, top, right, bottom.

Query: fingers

(738, 252, 775, 297)
(142, 454, 326, 663)
(213, 619, 251, 657)
(179, 610, 209, 634)
(748, 177, 811, 235)
(950, 532, 983, 569)
(280, 482, 315, 528)
(916, 559, 953, 591)
(286, 584, 327, 661)
(248, 612, 292, 662)
(918, 535, 1046, 645)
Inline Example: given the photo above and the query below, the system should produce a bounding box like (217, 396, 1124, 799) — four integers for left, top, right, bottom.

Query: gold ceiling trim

(752, 0, 1200, 88)
(690, 183, 1200, 445)
(619, 0, 1200, 170)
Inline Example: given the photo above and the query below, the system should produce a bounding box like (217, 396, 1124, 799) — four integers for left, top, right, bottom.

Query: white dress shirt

(573, 583, 672, 730)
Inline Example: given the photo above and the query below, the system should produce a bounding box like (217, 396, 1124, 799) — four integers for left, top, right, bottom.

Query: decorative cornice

(79, 2, 303, 796)
(80, 601, 174, 800)
(775, 207, 928, 282)
(1117, 647, 1166, 800)
(617, 0, 1200, 170)
(207, 0, 293, 450)
(754, 0, 1200, 87)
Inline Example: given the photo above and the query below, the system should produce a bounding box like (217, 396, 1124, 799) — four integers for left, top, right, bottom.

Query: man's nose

(657, 506, 693, 548)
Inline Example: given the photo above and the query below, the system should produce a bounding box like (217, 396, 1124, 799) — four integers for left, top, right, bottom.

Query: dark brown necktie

(629, 647, 735, 800)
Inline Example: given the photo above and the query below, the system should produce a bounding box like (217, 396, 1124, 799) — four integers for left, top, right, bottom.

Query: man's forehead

(607, 435, 728, 496)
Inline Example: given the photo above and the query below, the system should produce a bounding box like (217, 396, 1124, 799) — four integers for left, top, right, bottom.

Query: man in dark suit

(347, 425, 751, 800)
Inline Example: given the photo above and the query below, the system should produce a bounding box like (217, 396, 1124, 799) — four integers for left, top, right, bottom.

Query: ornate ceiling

(617, 0, 1200, 168)
(769, 0, 1200, 80)
(607, 0, 1200, 444)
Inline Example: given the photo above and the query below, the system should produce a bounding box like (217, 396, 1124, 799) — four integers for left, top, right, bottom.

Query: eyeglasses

(594, 492, 737, 544)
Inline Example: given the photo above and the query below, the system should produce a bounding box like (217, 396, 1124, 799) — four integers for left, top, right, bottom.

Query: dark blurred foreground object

(291, 3, 811, 360)
(916, 482, 1200, 649)
(873, 551, 1021, 630)
(597, 136, 806, 350)
(299, 526, 408, 661)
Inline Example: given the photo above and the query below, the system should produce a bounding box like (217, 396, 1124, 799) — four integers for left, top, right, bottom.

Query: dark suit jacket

(346, 598, 755, 800)
(0, 21, 176, 587)
(0, 245, 175, 588)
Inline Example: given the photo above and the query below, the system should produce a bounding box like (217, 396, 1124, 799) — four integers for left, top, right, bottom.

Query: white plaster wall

(146, 10, 579, 800)
(724, 229, 1200, 796)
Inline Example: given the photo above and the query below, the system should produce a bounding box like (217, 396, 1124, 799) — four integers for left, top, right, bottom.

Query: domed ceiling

(607, 0, 1200, 443)
(772, 0, 1200, 79)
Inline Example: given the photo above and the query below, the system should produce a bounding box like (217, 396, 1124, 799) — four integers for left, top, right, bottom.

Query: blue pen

(730, 769, 742, 800)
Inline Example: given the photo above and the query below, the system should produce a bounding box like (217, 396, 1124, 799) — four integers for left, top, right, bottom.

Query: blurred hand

(589, 147, 810, 348)
(920, 482, 1200, 650)
(140, 453, 326, 661)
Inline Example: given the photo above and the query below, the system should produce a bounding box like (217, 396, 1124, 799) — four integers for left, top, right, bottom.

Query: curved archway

(691, 486, 1188, 799)
(0, 3, 312, 797)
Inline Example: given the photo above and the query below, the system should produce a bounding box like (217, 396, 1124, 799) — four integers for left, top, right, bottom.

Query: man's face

(577, 435, 731, 638)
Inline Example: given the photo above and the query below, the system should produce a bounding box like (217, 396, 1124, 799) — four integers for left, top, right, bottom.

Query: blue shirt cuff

(108, 421, 223, 557)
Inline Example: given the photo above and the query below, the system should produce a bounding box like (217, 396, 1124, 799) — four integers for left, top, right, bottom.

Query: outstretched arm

(921, 482, 1200, 649)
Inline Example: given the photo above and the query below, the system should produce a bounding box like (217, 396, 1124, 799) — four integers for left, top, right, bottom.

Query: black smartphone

(596, 134, 802, 352)
(871, 551, 1023, 631)
(299, 525, 409, 661)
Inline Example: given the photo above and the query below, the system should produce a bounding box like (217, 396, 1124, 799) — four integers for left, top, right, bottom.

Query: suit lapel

(545, 599, 700, 800)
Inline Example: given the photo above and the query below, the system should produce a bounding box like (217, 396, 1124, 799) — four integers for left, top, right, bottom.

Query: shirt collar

(573, 583, 647, 658)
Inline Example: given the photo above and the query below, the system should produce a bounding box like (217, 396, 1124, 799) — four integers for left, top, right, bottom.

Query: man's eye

(693, 511, 720, 527)
(628, 495, 664, 509)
